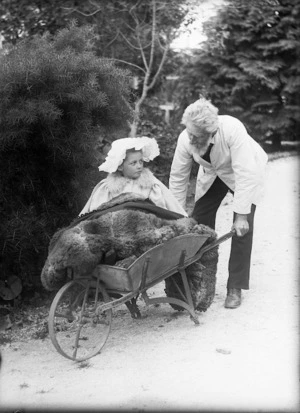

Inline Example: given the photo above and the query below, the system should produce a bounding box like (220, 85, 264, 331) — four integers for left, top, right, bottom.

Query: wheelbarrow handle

(200, 229, 236, 255)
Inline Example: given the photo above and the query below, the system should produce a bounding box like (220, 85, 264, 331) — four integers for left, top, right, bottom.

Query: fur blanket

(41, 193, 219, 311)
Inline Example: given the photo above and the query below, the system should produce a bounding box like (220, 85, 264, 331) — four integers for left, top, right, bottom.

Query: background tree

(0, 0, 70, 43)
(1, 0, 196, 135)
(0, 0, 200, 188)
(57, 0, 197, 135)
(0, 23, 133, 290)
(178, 0, 300, 148)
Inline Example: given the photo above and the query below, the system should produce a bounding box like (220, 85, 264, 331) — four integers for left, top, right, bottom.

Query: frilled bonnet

(99, 137, 160, 173)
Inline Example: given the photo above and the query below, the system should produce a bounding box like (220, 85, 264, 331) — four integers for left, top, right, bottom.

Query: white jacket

(169, 115, 268, 214)
(80, 168, 188, 217)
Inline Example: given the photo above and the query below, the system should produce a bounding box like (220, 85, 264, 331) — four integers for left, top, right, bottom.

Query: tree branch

(119, 31, 141, 50)
(106, 58, 146, 74)
(148, 43, 169, 90)
(148, 0, 157, 75)
(136, 32, 149, 71)
(105, 30, 121, 49)
(61, 6, 101, 17)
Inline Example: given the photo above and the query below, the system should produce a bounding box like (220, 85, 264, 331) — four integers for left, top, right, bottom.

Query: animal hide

(41, 193, 219, 311)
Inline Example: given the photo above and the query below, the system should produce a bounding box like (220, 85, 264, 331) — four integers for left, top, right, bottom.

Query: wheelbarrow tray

(92, 233, 211, 294)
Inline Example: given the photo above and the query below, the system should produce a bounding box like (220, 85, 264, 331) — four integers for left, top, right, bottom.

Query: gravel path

(0, 155, 299, 413)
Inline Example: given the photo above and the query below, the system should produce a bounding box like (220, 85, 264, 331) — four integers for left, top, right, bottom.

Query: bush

(0, 23, 133, 289)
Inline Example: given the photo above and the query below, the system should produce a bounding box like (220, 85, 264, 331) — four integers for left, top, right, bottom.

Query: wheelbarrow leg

(109, 292, 141, 319)
(139, 249, 199, 325)
(178, 268, 199, 325)
(125, 297, 142, 319)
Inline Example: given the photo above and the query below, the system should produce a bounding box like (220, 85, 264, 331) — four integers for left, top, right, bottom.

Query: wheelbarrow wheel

(48, 278, 112, 361)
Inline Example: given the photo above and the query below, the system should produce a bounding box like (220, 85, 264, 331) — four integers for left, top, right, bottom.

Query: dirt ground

(0, 155, 299, 413)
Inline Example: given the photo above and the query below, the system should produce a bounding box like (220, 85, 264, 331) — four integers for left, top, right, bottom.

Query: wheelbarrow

(48, 230, 234, 361)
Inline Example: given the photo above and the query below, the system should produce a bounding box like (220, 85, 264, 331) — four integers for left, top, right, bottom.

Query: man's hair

(181, 97, 219, 133)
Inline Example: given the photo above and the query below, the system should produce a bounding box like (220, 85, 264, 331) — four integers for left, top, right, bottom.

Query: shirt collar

(211, 128, 218, 144)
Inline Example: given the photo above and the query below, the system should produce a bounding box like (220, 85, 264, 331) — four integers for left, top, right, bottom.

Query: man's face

(186, 120, 215, 153)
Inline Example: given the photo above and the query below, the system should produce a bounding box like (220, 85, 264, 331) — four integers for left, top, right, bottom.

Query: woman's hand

(232, 214, 249, 237)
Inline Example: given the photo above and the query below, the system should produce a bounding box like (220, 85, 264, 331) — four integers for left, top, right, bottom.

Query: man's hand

(232, 214, 249, 237)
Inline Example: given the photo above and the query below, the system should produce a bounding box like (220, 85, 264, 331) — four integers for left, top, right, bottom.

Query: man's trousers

(191, 176, 256, 290)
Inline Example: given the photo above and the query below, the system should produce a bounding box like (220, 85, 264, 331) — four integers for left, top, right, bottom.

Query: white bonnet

(99, 136, 160, 173)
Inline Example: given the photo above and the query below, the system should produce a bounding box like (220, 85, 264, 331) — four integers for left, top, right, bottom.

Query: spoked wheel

(48, 278, 112, 361)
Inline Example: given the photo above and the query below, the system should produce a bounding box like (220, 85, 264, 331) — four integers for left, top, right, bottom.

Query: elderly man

(169, 97, 268, 308)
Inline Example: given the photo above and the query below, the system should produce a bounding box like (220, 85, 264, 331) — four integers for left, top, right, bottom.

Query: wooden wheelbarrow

(48, 230, 234, 361)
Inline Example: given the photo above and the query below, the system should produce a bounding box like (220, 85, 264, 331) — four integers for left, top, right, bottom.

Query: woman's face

(119, 150, 144, 179)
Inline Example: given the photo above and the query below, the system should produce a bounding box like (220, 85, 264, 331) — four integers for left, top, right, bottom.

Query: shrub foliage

(0, 23, 133, 287)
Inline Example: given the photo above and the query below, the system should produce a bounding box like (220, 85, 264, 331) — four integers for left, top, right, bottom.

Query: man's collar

(211, 128, 218, 144)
